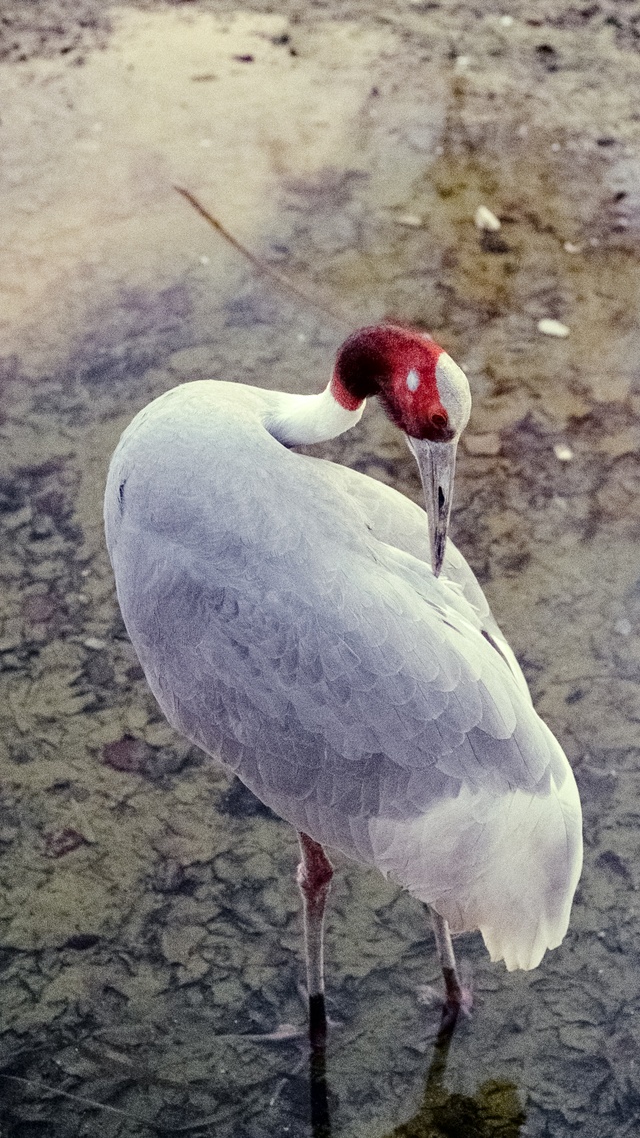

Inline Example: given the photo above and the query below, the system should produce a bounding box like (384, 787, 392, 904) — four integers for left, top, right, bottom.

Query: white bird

(104, 323, 583, 1038)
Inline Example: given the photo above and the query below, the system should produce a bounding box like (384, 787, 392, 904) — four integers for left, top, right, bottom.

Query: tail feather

(368, 767, 583, 971)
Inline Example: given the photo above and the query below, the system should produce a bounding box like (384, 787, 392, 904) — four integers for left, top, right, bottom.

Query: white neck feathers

(265, 384, 365, 446)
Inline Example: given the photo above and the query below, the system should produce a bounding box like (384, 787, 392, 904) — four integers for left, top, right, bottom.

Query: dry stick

(173, 185, 351, 331)
(0, 1072, 239, 1134)
(0, 1073, 155, 1128)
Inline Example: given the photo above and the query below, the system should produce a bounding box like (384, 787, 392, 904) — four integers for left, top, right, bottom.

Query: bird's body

(105, 366, 582, 978)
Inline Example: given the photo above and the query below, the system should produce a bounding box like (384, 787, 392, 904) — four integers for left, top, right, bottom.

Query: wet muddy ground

(1, 1, 640, 1135)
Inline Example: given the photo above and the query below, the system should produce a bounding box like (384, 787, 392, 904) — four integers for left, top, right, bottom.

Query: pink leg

(297, 832, 333, 1046)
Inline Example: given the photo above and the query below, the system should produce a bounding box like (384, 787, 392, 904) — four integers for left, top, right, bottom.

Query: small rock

(564, 241, 582, 253)
(102, 735, 153, 773)
(83, 637, 107, 650)
(396, 213, 423, 227)
(474, 205, 501, 231)
(44, 828, 87, 858)
(553, 443, 574, 462)
(614, 618, 632, 637)
(463, 432, 501, 456)
(22, 594, 57, 623)
(538, 318, 570, 337)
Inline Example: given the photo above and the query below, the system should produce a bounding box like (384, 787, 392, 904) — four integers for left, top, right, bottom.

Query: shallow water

(1, 4, 640, 1136)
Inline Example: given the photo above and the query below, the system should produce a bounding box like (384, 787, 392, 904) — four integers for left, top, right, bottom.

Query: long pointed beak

(407, 438, 458, 577)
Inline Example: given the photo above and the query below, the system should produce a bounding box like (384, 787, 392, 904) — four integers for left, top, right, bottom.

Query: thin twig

(173, 185, 350, 330)
(0, 1071, 239, 1134)
(0, 1073, 157, 1127)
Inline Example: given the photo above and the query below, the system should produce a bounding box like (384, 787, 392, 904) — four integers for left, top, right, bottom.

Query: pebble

(553, 443, 574, 462)
(463, 432, 501, 456)
(83, 637, 107, 650)
(564, 241, 582, 253)
(396, 213, 423, 227)
(474, 205, 501, 231)
(614, 618, 632, 637)
(538, 318, 570, 338)
(102, 735, 152, 773)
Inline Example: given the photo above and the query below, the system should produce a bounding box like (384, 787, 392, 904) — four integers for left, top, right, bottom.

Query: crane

(104, 323, 583, 1042)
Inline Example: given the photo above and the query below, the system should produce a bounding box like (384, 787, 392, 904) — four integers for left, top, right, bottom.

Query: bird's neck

(265, 380, 365, 446)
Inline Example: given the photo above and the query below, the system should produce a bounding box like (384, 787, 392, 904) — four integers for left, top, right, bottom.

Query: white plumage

(104, 326, 583, 1023)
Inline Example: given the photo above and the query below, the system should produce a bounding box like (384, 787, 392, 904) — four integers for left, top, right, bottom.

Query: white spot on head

(406, 368, 420, 392)
(435, 353, 472, 438)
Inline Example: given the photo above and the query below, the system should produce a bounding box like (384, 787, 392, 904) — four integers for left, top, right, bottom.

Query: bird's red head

(330, 324, 469, 442)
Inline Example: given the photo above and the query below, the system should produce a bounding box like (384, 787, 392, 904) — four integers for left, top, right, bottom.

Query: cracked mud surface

(1, 2, 640, 1135)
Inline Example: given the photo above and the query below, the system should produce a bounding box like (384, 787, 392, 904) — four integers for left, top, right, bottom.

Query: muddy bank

(1, 2, 639, 1135)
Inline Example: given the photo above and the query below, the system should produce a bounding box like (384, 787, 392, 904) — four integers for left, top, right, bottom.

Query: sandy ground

(1, 1, 640, 1135)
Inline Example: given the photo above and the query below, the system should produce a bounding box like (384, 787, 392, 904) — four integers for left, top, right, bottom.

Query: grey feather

(105, 381, 569, 872)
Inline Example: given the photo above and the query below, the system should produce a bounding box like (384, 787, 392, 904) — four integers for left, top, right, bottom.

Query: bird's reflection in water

(307, 1008, 526, 1138)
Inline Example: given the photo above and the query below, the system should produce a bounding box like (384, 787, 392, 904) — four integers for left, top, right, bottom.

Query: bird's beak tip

(409, 437, 457, 581)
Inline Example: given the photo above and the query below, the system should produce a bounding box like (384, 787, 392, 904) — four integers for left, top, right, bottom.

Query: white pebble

(564, 242, 581, 254)
(538, 318, 570, 338)
(396, 213, 423, 228)
(553, 443, 573, 462)
(499, 14, 514, 26)
(199, 138, 212, 148)
(474, 205, 501, 232)
(84, 637, 107, 650)
(614, 618, 632, 637)
(199, 255, 210, 265)
(455, 55, 471, 69)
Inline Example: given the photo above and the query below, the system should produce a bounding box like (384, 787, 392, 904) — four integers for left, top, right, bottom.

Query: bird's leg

(297, 832, 334, 1048)
(428, 907, 468, 1030)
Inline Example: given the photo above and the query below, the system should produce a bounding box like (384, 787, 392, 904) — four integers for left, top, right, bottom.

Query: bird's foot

(417, 968, 473, 1039)
(417, 982, 472, 1014)
(438, 986, 471, 1037)
(444, 968, 473, 1015)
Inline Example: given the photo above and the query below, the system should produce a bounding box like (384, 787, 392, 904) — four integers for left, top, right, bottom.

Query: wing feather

(105, 385, 580, 967)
